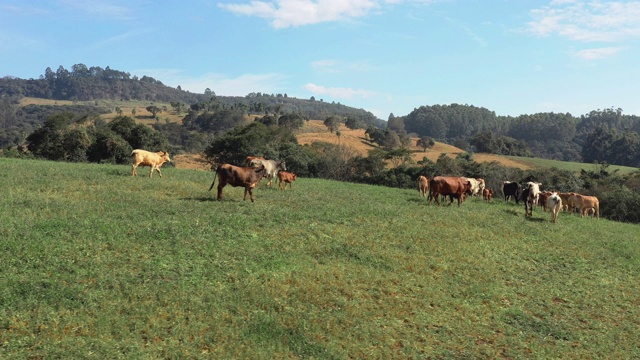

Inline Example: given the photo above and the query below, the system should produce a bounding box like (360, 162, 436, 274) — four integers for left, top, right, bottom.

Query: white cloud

(303, 83, 376, 100)
(573, 46, 626, 59)
(134, 69, 288, 96)
(310, 60, 340, 73)
(217, 0, 417, 28)
(527, 1, 640, 42)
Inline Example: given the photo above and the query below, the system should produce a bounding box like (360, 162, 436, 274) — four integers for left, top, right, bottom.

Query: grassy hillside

(1, 158, 639, 358)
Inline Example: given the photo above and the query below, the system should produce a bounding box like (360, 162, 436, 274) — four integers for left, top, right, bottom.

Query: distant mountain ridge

(0, 64, 383, 125)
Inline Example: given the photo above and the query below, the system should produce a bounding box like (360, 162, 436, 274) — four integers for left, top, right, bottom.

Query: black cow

(503, 181, 520, 204)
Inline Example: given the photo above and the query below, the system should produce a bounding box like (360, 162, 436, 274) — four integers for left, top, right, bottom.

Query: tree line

(402, 105, 640, 167)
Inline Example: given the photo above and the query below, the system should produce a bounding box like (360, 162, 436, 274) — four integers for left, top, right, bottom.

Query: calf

(131, 149, 171, 178)
(209, 164, 267, 202)
(546, 192, 562, 223)
(418, 175, 429, 197)
(277, 170, 297, 191)
(483, 188, 493, 202)
(568, 193, 600, 219)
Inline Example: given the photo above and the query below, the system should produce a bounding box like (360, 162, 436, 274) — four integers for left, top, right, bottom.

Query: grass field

(504, 155, 638, 175)
(1, 158, 639, 358)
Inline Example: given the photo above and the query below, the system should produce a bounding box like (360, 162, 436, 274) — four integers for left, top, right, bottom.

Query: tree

(387, 116, 405, 132)
(324, 116, 340, 133)
(417, 136, 435, 151)
(344, 116, 362, 130)
(146, 105, 162, 118)
(382, 130, 401, 150)
(278, 113, 305, 130)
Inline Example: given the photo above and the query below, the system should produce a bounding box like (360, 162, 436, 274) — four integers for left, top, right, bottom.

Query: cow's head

(159, 151, 171, 163)
(277, 160, 287, 172)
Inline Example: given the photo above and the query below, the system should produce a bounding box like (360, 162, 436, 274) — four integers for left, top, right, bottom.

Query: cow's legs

(217, 184, 225, 201)
(132, 164, 138, 176)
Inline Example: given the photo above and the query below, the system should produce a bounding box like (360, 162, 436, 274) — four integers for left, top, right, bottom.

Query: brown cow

(418, 175, 429, 197)
(428, 176, 471, 207)
(209, 164, 267, 202)
(277, 170, 297, 191)
(483, 188, 493, 201)
(568, 193, 600, 219)
(245, 155, 264, 167)
(131, 149, 171, 178)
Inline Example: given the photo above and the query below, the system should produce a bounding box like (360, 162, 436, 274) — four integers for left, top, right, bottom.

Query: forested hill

(0, 64, 383, 125)
(398, 104, 640, 166)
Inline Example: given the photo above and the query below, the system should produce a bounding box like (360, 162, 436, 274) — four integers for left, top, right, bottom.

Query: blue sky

(2, 0, 639, 120)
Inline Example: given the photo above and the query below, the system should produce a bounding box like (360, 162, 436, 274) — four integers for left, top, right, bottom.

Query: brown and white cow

(245, 155, 264, 167)
(131, 149, 171, 178)
(524, 181, 542, 217)
(477, 178, 486, 196)
(418, 175, 429, 197)
(483, 188, 494, 202)
(464, 177, 481, 197)
(538, 191, 552, 212)
(209, 164, 268, 202)
(277, 170, 297, 191)
(428, 176, 471, 207)
(546, 192, 562, 223)
(568, 193, 600, 219)
(250, 158, 287, 187)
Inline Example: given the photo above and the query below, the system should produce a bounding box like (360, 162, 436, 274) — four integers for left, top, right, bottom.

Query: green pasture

(1, 158, 639, 358)
(505, 155, 638, 174)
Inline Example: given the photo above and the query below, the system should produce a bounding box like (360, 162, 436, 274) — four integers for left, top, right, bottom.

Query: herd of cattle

(420, 175, 599, 223)
(129, 149, 600, 223)
(130, 149, 296, 202)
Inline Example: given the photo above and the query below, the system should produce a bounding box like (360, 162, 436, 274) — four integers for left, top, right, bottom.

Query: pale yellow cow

(131, 149, 171, 178)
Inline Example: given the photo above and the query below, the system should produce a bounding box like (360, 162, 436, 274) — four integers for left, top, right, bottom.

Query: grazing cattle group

(131, 149, 171, 178)
(129, 148, 602, 222)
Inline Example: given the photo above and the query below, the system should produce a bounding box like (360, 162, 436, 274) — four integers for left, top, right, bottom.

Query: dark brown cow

(277, 170, 297, 190)
(428, 176, 471, 207)
(208, 164, 267, 202)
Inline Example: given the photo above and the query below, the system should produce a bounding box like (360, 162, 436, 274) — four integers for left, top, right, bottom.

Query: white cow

(546, 192, 562, 223)
(250, 158, 287, 186)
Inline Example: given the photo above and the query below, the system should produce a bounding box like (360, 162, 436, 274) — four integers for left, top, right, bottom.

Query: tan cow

(131, 149, 171, 178)
(277, 170, 297, 191)
(546, 192, 562, 223)
(558, 192, 572, 212)
(418, 175, 429, 197)
(568, 193, 600, 219)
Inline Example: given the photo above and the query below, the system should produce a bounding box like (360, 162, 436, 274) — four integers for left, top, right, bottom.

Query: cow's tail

(208, 166, 219, 191)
